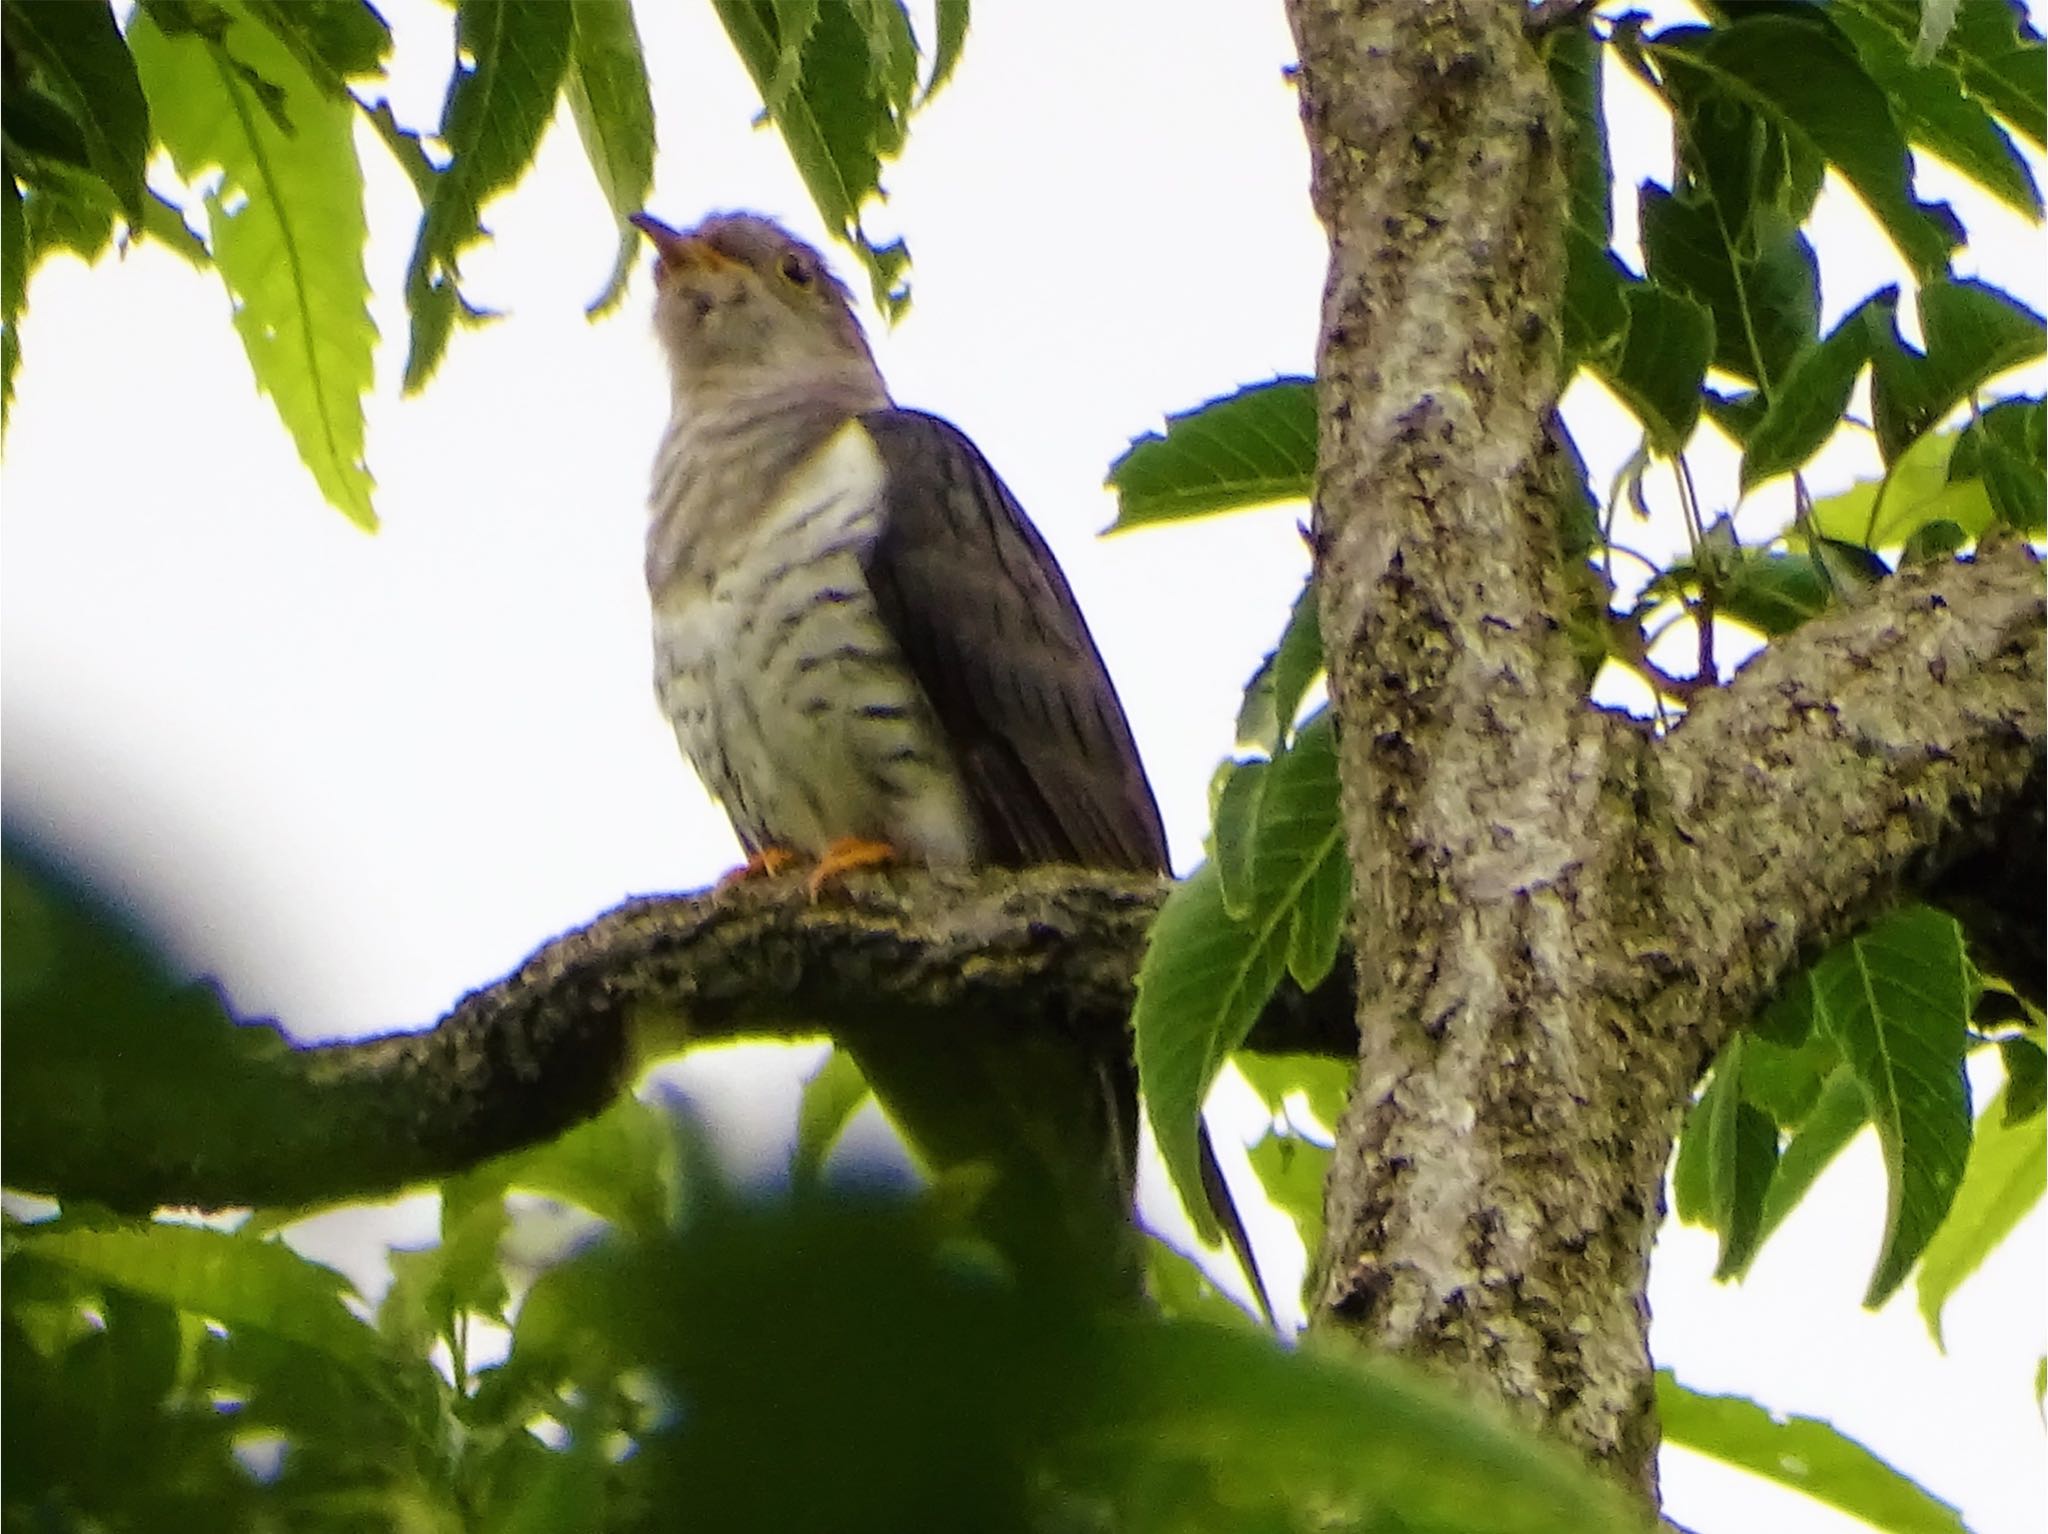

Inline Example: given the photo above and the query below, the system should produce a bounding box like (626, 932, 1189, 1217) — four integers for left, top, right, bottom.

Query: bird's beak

(630, 213, 734, 273)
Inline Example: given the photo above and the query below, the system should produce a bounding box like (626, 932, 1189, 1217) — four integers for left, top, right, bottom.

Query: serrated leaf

(1914, 1081, 2045, 1347)
(130, 2, 377, 527)
(1870, 277, 2046, 465)
(1236, 575, 1326, 755)
(1108, 377, 1316, 529)
(792, 1046, 872, 1188)
(1741, 290, 1893, 488)
(15, 1223, 383, 1375)
(565, 0, 655, 318)
(1808, 427, 1996, 549)
(1834, 0, 2044, 151)
(709, 0, 918, 316)
(1596, 282, 1713, 451)
(2, 0, 151, 228)
(403, 0, 574, 391)
(1650, 15, 1961, 276)
(1806, 905, 1975, 1306)
(243, 0, 394, 95)
(1829, 2, 2041, 217)
(1659, 1373, 1968, 1534)
(1641, 188, 1818, 392)
(1141, 713, 1348, 1240)
(1951, 395, 2046, 534)
(1135, 861, 1288, 1245)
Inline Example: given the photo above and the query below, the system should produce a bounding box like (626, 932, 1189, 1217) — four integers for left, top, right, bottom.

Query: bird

(633, 209, 1270, 1321)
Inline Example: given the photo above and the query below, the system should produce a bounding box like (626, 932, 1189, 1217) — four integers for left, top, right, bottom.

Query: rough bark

(7, 868, 1352, 1213)
(1283, 0, 2045, 1510)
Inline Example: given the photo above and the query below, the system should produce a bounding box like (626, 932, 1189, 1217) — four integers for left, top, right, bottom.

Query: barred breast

(651, 422, 979, 867)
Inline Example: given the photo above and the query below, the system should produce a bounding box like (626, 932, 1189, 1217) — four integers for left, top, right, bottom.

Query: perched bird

(634, 210, 1267, 1318)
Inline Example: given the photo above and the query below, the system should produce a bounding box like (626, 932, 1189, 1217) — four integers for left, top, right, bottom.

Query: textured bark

(10, 868, 1353, 1214)
(1283, 0, 2045, 1510)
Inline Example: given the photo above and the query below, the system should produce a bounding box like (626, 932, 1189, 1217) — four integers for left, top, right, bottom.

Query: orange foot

(716, 845, 801, 891)
(806, 836, 898, 900)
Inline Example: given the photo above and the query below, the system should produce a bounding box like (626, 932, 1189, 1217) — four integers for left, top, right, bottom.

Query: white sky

(3, 3, 2043, 1531)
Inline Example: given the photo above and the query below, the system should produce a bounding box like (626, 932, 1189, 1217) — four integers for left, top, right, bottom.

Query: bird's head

(631, 212, 884, 408)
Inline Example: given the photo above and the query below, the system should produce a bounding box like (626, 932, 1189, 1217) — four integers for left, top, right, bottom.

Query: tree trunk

(1285, 0, 2043, 1511)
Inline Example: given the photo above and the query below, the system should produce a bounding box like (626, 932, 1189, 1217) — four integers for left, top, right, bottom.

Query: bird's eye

(779, 253, 812, 288)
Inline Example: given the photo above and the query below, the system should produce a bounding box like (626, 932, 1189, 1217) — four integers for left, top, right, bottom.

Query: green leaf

(1235, 1052, 1352, 1133)
(1595, 282, 1713, 452)
(454, 1095, 678, 1241)
(1650, 14, 1961, 276)
(1829, 2, 2041, 217)
(403, 0, 575, 391)
(2, 163, 22, 430)
(1740, 290, 1893, 488)
(1714, 548, 1830, 636)
(1079, 1321, 1647, 1534)
(130, 2, 377, 527)
(2, 0, 151, 227)
(1108, 377, 1316, 529)
(1135, 861, 1287, 1245)
(1145, 713, 1348, 1241)
(13, 1223, 385, 1376)
(792, 1047, 872, 1188)
(709, 0, 920, 316)
(1750, 1064, 1871, 1261)
(1950, 395, 2046, 534)
(1738, 1023, 1841, 1128)
(1235, 575, 1325, 755)
(924, 0, 969, 103)
(1808, 427, 1996, 549)
(1870, 277, 2046, 465)
(1833, 0, 2045, 151)
(1142, 1238, 1260, 1329)
(1546, 28, 1626, 369)
(2000, 1036, 2046, 1125)
(1659, 1373, 1968, 1534)
(1807, 906, 1975, 1306)
(564, 0, 655, 318)
(1640, 188, 1818, 393)
(377, 1191, 509, 1358)
(1246, 1132, 1330, 1260)
(1915, 1081, 2046, 1346)
(243, 0, 394, 94)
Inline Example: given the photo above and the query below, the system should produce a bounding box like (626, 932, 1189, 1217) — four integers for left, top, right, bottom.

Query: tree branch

(12, 869, 1355, 1215)
(1656, 544, 2046, 1057)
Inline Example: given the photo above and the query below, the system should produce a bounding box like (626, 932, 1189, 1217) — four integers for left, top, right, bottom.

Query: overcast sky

(3, 4, 2043, 1530)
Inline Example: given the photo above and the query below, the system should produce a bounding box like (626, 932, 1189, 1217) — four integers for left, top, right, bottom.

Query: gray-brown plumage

(635, 210, 1266, 1317)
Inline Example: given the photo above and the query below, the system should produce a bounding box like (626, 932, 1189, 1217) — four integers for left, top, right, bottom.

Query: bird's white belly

(653, 425, 977, 867)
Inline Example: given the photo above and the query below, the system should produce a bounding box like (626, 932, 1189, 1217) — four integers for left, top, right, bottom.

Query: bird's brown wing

(858, 409, 1168, 874)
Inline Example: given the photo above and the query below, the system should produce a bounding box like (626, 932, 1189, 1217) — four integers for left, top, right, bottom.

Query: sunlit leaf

(1108, 377, 1316, 529)
(565, 0, 656, 317)
(1659, 1373, 1967, 1534)
(130, 1, 377, 526)
(1914, 1081, 2046, 1346)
